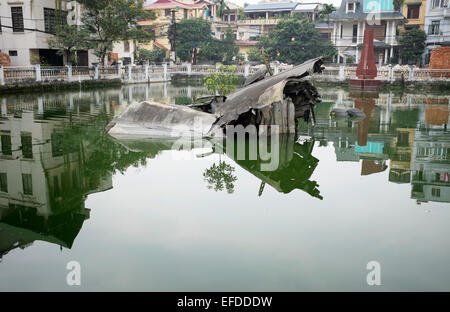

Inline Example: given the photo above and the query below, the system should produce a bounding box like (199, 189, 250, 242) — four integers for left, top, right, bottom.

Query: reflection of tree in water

(203, 161, 238, 194)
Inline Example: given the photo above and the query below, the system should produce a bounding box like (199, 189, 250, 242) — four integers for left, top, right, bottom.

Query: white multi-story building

(330, 0, 407, 65)
(0, 0, 135, 66)
(0, 0, 90, 66)
(424, 0, 450, 64)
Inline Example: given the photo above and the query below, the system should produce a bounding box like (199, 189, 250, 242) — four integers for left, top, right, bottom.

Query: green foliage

(393, 0, 405, 11)
(222, 27, 240, 64)
(318, 4, 336, 24)
(138, 48, 166, 63)
(205, 65, 239, 97)
(203, 161, 238, 194)
(170, 19, 239, 64)
(214, 0, 230, 18)
(259, 18, 336, 64)
(247, 47, 262, 62)
(47, 25, 90, 64)
(76, 0, 154, 64)
(399, 28, 426, 65)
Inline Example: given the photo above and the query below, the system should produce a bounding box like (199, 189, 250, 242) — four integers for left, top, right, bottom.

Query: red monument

(350, 29, 381, 91)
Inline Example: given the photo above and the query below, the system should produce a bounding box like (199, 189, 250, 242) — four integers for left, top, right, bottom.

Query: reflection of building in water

(308, 90, 450, 203)
(0, 108, 112, 260)
(411, 130, 450, 204)
(387, 128, 416, 184)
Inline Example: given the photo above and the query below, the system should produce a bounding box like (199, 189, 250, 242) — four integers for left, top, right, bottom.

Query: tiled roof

(329, 0, 405, 21)
(243, 2, 299, 13)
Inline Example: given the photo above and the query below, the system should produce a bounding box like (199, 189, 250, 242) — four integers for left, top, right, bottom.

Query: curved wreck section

(107, 57, 324, 139)
(212, 57, 324, 134)
(108, 101, 219, 138)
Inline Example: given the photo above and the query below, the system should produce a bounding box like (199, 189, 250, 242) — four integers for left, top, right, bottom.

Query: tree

(393, 0, 405, 11)
(138, 48, 166, 63)
(169, 19, 239, 63)
(47, 25, 90, 65)
(203, 161, 237, 194)
(205, 65, 239, 97)
(169, 18, 212, 62)
(247, 47, 262, 63)
(259, 18, 336, 64)
(399, 28, 426, 65)
(76, 0, 154, 64)
(214, 0, 230, 18)
(318, 4, 336, 28)
(222, 27, 240, 64)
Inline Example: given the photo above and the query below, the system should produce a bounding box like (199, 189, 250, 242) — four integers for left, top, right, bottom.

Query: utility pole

(170, 7, 179, 64)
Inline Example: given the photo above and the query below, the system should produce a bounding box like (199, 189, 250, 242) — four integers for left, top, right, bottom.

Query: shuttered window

(22, 174, 33, 196)
(11, 7, 24, 32)
(44, 8, 68, 34)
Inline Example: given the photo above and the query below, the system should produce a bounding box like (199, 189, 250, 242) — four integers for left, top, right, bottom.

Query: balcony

(237, 19, 280, 26)
(444, 8, 450, 17)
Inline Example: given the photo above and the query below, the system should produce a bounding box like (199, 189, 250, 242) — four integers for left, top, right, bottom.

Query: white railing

(3, 66, 36, 81)
(311, 65, 450, 83)
(1, 63, 450, 87)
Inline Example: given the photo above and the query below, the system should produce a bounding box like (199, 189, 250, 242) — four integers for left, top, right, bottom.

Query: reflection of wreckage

(107, 58, 324, 138)
(112, 135, 322, 200)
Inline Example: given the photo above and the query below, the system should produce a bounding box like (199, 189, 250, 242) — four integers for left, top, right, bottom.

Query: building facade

(0, 0, 83, 66)
(330, 0, 407, 65)
(0, 0, 137, 67)
(138, 0, 216, 56)
(424, 0, 450, 64)
(400, 0, 427, 31)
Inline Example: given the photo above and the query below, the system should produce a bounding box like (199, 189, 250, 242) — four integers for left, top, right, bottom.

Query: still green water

(0, 83, 449, 291)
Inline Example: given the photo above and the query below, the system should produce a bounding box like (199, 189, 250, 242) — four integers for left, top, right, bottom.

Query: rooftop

(329, 0, 406, 21)
(243, 2, 299, 13)
(145, 0, 206, 9)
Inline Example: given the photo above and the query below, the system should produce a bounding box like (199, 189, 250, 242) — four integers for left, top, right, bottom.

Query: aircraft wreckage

(107, 57, 325, 139)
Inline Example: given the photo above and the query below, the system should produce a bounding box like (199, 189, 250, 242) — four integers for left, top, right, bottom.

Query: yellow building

(400, 0, 427, 31)
(138, 0, 216, 57)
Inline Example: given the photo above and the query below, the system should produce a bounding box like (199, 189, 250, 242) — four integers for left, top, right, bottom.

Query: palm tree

(318, 4, 336, 29)
(214, 0, 230, 18)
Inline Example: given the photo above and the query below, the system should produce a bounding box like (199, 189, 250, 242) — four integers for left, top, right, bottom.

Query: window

(184, 9, 188, 19)
(347, 2, 355, 13)
(44, 8, 68, 34)
(429, 20, 440, 35)
(124, 41, 130, 53)
(9, 50, 18, 57)
(0, 173, 7, 193)
(21, 134, 33, 159)
(340, 24, 343, 39)
(352, 24, 358, 43)
(22, 174, 33, 196)
(230, 15, 236, 22)
(0, 17, 2, 33)
(432, 0, 447, 9)
(11, 7, 24, 32)
(1, 134, 12, 156)
(165, 9, 171, 17)
(431, 187, 441, 198)
(407, 4, 420, 19)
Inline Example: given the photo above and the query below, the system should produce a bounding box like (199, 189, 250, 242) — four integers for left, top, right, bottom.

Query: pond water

(0, 83, 449, 291)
